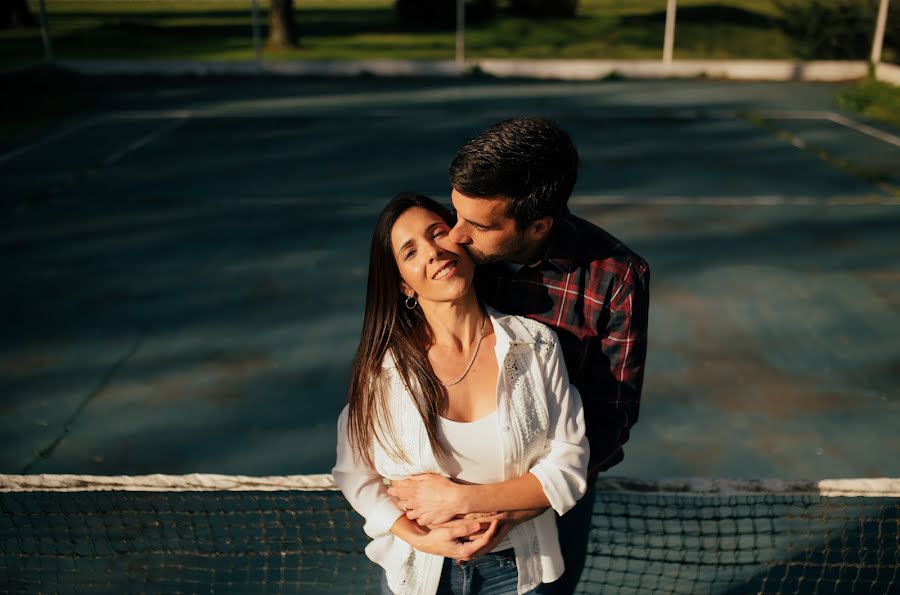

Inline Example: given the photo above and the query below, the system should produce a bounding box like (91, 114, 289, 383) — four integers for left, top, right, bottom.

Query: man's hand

(425, 507, 549, 560)
(402, 518, 500, 560)
(388, 474, 464, 526)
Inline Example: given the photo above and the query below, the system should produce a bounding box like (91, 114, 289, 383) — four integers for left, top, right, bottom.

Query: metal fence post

(251, 0, 262, 68)
(871, 0, 890, 64)
(36, 0, 54, 63)
(663, 0, 677, 64)
(456, 0, 465, 68)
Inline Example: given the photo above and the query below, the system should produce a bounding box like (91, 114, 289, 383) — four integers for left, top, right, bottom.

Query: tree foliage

(776, 0, 898, 60)
(509, 0, 578, 18)
(395, 0, 497, 27)
(0, 0, 36, 29)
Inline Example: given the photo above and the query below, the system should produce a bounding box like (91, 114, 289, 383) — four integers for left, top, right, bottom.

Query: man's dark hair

(449, 118, 579, 229)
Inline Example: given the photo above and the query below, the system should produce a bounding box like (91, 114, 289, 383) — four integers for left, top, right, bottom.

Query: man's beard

(466, 232, 527, 265)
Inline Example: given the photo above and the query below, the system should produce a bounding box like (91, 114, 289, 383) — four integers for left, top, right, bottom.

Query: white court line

(825, 113, 900, 148)
(103, 116, 189, 166)
(3, 107, 896, 168)
(109, 194, 892, 207)
(97, 107, 900, 147)
(570, 195, 897, 206)
(0, 116, 102, 164)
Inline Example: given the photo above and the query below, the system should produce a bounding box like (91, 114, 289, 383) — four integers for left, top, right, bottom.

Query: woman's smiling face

(390, 206, 475, 306)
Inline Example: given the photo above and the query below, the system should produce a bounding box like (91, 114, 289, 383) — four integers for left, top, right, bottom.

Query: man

(447, 117, 650, 593)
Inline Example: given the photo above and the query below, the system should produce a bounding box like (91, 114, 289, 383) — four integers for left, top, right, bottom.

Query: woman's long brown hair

(346, 193, 454, 467)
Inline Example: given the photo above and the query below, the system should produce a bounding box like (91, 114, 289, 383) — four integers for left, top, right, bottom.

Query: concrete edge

(3, 474, 900, 496)
(53, 59, 871, 82)
(875, 62, 900, 86)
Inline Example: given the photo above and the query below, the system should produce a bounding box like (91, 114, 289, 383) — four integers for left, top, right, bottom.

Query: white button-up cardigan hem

(333, 308, 590, 595)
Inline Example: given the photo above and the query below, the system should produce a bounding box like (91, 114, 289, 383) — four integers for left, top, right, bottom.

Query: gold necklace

(438, 314, 487, 387)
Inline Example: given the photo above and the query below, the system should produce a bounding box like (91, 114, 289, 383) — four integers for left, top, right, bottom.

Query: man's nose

(448, 223, 471, 245)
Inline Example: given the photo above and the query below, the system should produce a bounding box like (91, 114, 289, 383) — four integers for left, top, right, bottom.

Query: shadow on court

(1, 76, 898, 480)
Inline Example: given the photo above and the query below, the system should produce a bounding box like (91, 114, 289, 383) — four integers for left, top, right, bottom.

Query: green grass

(2, 0, 797, 65)
(836, 78, 900, 129)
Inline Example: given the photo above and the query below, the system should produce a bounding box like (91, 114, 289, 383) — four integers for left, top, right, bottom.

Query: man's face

(448, 189, 527, 264)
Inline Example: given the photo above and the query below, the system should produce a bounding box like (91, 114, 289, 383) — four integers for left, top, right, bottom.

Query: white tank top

(438, 411, 513, 552)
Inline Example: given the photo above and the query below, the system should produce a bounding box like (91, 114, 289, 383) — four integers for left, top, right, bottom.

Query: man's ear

(526, 216, 554, 243)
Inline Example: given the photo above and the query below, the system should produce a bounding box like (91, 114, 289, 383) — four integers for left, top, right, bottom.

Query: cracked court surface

(1, 77, 898, 480)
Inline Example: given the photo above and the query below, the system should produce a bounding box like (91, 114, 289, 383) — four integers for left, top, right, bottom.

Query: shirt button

(501, 425, 511, 432)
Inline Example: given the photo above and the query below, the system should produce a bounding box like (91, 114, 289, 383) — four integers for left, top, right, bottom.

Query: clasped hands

(387, 474, 535, 561)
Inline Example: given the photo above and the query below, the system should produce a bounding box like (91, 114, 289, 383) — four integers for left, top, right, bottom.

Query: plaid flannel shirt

(475, 212, 650, 475)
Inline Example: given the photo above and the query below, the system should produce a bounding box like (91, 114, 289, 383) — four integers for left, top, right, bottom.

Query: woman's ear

(400, 283, 414, 298)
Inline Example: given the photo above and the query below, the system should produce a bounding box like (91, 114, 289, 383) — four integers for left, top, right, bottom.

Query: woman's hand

(394, 517, 499, 561)
(388, 474, 468, 526)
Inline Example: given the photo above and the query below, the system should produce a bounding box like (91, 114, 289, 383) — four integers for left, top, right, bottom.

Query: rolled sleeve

(332, 406, 404, 539)
(529, 332, 590, 515)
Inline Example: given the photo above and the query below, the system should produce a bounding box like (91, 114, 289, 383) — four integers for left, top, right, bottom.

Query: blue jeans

(381, 550, 557, 595)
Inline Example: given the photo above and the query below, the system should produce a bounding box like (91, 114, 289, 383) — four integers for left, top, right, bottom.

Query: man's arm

(389, 473, 550, 526)
(587, 261, 650, 475)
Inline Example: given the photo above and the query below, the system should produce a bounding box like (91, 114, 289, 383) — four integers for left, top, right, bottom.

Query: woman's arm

(389, 329, 590, 525)
(333, 406, 491, 558)
(332, 406, 407, 540)
(526, 329, 591, 515)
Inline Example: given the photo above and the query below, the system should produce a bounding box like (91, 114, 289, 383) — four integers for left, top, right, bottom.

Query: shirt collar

(487, 305, 536, 360)
(523, 211, 580, 273)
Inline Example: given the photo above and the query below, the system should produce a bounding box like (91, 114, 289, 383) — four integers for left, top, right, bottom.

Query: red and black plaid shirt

(476, 212, 650, 475)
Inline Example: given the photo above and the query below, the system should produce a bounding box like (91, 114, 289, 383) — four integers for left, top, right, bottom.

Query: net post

(36, 0, 54, 64)
(456, 0, 465, 69)
(663, 0, 677, 65)
(251, 0, 263, 70)
(871, 0, 890, 65)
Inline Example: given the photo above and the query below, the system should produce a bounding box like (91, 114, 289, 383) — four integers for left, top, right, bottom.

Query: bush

(395, 0, 497, 27)
(509, 0, 578, 18)
(776, 0, 899, 60)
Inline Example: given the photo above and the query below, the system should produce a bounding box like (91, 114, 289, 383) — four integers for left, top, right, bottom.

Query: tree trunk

(0, 0, 37, 28)
(268, 0, 297, 48)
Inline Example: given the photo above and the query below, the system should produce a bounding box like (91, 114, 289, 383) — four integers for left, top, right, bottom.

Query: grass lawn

(2, 0, 798, 65)
(836, 78, 900, 129)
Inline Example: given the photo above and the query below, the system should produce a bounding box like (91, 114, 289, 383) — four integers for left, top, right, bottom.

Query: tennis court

(1, 75, 899, 593)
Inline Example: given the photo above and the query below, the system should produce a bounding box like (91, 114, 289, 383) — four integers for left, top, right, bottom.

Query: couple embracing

(333, 118, 650, 595)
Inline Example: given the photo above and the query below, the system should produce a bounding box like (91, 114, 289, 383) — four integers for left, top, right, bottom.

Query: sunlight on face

(390, 207, 475, 306)
(448, 189, 526, 264)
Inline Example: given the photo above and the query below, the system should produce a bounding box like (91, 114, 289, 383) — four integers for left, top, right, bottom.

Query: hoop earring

(405, 295, 418, 310)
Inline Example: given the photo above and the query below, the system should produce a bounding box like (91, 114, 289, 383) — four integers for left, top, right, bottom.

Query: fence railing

(10, 0, 896, 82)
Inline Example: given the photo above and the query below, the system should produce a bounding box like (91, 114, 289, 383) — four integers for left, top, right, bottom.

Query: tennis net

(1, 475, 898, 594)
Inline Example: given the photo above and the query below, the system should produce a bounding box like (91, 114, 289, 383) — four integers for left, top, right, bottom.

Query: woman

(333, 194, 589, 595)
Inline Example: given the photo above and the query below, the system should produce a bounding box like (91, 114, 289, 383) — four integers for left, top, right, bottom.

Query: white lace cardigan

(333, 308, 590, 595)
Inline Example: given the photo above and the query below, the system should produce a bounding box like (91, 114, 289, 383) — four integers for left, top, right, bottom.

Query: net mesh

(1, 475, 898, 594)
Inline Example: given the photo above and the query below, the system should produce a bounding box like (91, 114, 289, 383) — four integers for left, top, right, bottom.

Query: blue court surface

(2, 77, 898, 480)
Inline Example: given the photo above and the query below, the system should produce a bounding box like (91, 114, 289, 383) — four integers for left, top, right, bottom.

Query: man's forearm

(455, 473, 550, 515)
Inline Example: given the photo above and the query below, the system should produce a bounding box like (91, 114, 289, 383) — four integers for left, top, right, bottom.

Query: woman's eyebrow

(396, 223, 442, 256)
(396, 237, 415, 256)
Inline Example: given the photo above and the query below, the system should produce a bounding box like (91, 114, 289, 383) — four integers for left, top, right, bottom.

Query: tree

(0, 0, 37, 29)
(395, 0, 496, 27)
(510, 0, 578, 18)
(268, 0, 297, 48)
